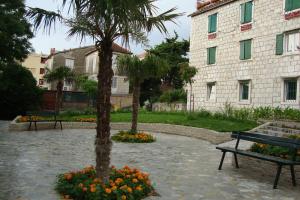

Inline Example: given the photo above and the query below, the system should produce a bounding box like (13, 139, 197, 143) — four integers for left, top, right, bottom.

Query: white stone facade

(189, 0, 300, 111)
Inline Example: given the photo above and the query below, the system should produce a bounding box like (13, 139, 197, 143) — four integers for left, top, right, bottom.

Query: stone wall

(152, 103, 187, 112)
(189, 0, 300, 111)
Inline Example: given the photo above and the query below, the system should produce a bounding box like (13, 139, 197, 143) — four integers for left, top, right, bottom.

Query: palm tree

(117, 54, 168, 133)
(44, 66, 75, 113)
(26, 0, 182, 182)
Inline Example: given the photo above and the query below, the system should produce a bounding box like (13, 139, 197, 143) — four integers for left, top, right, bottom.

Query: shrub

(112, 131, 156, 143)
(56, 165, 154, 200)
(159, 89, 187, 103)
(0, 63, 43, 119)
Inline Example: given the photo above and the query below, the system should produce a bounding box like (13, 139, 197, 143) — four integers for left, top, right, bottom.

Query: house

(21, 53, 48, 88)
(46, 44, 131, 94)
(189, 0, 300, 111)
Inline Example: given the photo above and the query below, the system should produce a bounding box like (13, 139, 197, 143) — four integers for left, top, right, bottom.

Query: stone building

(21, 53, 48, 89)
(189, 0, 300, 111)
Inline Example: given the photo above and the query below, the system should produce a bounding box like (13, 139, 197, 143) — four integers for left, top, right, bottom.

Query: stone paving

(0, 121, 300, 200)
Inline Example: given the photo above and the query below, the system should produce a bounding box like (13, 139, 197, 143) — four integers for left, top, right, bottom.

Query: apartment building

(189, 0, 300, 111)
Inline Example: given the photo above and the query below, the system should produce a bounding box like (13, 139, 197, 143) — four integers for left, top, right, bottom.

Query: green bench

(216, 131, 300, 189)
(27, 110, 63, 131)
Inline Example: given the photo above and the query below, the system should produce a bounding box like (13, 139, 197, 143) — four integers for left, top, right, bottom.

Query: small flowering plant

(17, 116, 46, 122)
(56, 165, 155, 200)
(112, 131, 156, 143)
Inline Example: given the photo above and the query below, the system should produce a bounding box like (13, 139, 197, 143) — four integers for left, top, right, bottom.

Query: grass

(57, 111, 257, 132)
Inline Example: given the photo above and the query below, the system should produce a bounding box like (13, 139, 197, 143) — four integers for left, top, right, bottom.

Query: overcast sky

(25, 0, 196, 55)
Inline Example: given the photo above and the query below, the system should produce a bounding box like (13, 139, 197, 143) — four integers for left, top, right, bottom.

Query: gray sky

(25, 0, 196, 55)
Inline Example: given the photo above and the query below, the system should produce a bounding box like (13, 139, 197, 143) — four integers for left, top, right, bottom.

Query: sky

(25, 0, 196, 55)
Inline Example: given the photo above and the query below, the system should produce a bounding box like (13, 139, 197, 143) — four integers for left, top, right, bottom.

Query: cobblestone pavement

(0, 121, 299, 200)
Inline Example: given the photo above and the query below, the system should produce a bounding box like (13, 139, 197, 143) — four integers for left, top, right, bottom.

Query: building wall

(85, 51, 130, 95)
(190, 0, 300, 111)
(21, 53, 48, 88)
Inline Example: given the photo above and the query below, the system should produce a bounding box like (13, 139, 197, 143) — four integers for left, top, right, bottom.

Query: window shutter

(240, 41, 245, 60)
(293, 0, 300, 10)
(276, 34, 284, 55)
(285, 0, 293, 11)
(208, 14, 217, 33)
(211, 47, 216, 64)
(207, 48, 210, 65)
(245, 40, 252, 59)
(241, 4, 246, 24)
(245, 2, 253, 23)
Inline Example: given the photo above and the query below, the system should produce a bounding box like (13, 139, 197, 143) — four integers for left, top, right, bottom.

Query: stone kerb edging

(9, 116, 231, 144)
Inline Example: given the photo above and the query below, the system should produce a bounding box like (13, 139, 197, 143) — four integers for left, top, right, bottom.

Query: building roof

(190, 0, 237, 17)
(85, 43, 132, 56)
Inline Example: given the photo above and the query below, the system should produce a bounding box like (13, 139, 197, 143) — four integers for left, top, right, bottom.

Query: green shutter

(245, 40, 252, 59)
(245, 2, 253, 23)
(293, 0, 300, 10)
(207, 47, 216, 65)
(276, 34, 284, 55)
(241, 4, 246, 24)
(240, 41, 245, 60)
(208, 14, 217, 33)
(286, 0, 293, 11)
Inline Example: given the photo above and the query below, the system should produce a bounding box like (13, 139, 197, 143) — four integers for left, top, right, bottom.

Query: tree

(149, 32, 190, 90)
(0, 0, 33, 64)
(27, 0, 181, 182)
(117, 54, 169, 133)
(81, 79, 98, 107)
(44, 66, 75, 113)
(0, 63, 42, 119)
(179, 62, 197, 112)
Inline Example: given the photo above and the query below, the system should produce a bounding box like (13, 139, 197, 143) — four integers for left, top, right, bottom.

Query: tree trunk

(131, 82, 140, 133)
(55, 81, 63, 113)
(95, 41, 113, 183)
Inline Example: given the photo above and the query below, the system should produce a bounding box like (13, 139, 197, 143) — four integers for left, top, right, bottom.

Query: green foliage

(150, 33, 190, 89)
(56, 166, 154, 200)
(112, 131, 156, 143)
(81, 79, 98, 98)
(0, 0, 33, 63)
(159, 89, 187, 103)
(179, 62, 197, 85)
(0, 63, 43, 119)
(44, 66, 75, 84)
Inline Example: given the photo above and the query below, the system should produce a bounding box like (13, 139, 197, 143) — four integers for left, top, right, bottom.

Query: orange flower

(120, 185, 128, 190)
(111, 186, 117, 191)
(136, 185, 142, 191)
(132, 178, 138, 183)
(93, 178, 101, 183)
(82, 187, 87, 192)
(121, 195, 127, 200)
(64, 173, 73, 180)
(127, 187, 132, 193)
(78, 183, 83, 188)
(105, 188, 112, 194)
(90, 187, 97, 193)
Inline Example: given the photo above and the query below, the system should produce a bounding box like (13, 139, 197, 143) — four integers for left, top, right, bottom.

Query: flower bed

(250, 134, 300, 161)
(111, 131, 156, 143)
(18, 116, 46, 122)
(56, 166, 155, 200)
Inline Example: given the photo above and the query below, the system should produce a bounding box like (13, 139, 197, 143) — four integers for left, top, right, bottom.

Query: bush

(0, 63, 43, 119)
(112, 131, 156, 143)
(56, 165, 154, 200)
(159, 89, 187, 103)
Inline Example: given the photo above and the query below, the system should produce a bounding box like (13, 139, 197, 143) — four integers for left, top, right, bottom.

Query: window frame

(207, 82, 217, 102)
(285, 30, 300, 54)
(65, 59, 75, 70)
(238, 80, 251, 104)
(282, 78, 299, 104)
(240, 39, 252, 60)
(240, 1, 253, 25)
(207, 46, 217, 65)
(112, 77, 118, 89)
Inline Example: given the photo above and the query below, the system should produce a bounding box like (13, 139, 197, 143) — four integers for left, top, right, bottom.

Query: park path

(0, 121, 299, 200)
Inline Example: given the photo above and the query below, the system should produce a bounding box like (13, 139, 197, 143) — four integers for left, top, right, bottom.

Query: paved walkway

(0, 121, 299, 200)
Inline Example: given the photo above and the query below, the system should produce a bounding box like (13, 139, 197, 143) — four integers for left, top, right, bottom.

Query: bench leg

(233, 153, 239, 168)
(34, 121, 37, 131)
(218, 151, 227, 170)
(54, 121, 57, 129)
(60, 121, 62, 130)
(28, 121, 32, 131)
(273, 165, 282, 189)
(290, 165, 297, 187)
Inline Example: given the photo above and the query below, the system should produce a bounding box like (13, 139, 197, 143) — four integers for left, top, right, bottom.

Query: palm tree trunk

(55, 81, 63, 113)
(131, 82, 140, 133)
(95, 41, 113, 183)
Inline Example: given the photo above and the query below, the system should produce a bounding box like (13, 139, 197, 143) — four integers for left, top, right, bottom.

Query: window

(207, 47, 216, 65)
(65, 59, 74, 69)
(207, 82, 216, 101)
(240, 1, 253, 24)
(239, 81, 250, 101)
(40, 68, 45, 74)
(286, 31, 300, 53)
(112, 77, 117, 88)
(240, 39, 252, 60)
(285, 0, 300, 12)
(39, 79, 44, 85)
(208, 13, 217, 33)
(284, 79, 297, 102)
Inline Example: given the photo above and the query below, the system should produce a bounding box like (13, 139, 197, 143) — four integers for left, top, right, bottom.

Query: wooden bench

(27, 110, 63, 131)
(216, 131, 300, 189)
